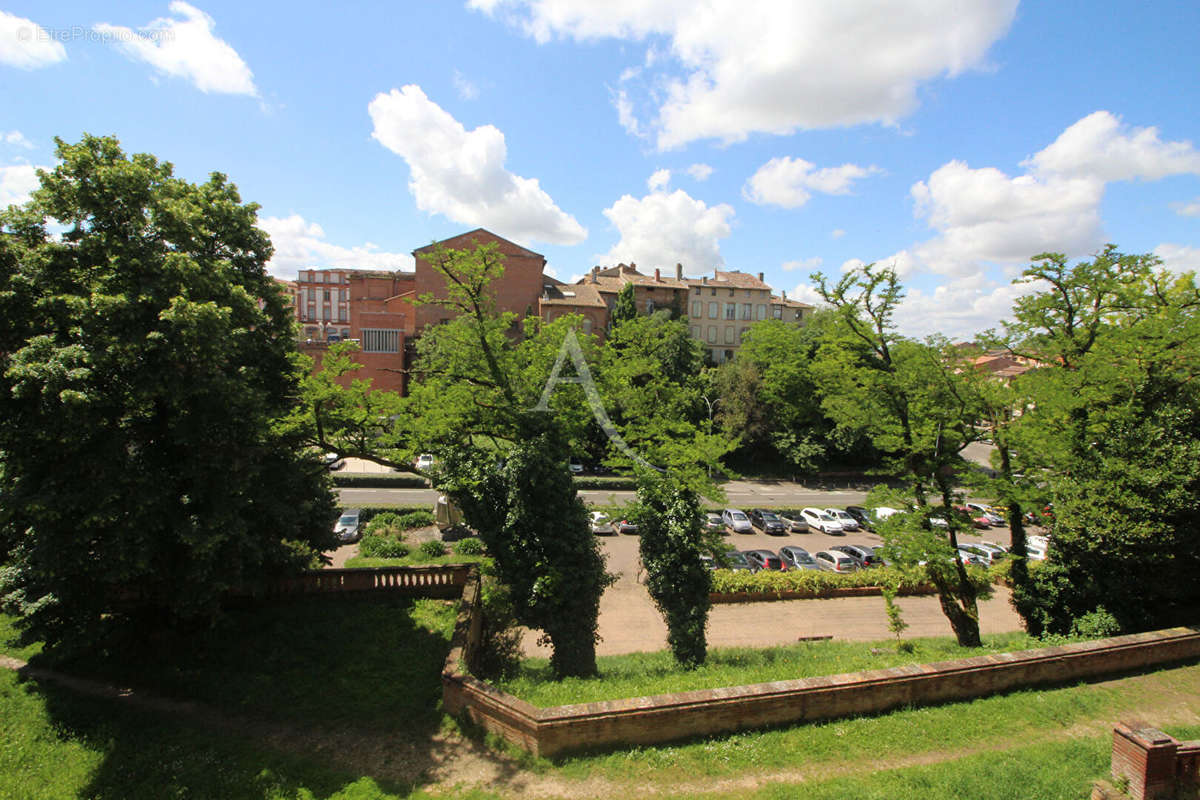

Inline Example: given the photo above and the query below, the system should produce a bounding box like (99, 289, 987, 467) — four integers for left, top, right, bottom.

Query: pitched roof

(771, 294, 815, 309)
(540, 281, 607, 308)
(581, 263, 689, 291)
(411, 228, 544, 259)
(685, 269, 773, 291)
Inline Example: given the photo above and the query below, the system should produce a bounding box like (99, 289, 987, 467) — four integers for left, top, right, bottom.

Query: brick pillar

(1112, 721, 1180, 800)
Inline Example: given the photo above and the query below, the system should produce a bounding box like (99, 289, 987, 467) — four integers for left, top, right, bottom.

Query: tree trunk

(932, 477, 982, 647)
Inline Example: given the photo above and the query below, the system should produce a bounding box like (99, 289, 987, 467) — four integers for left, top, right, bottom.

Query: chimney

(702, 276, 708, 285)
(782, 290, 787, 300)
(655, 267, 661, 282)
(676, 263, 683, 280)
(758, 271, 765, 283)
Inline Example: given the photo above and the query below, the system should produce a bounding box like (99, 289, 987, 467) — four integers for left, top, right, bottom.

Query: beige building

(686, 270, 791, 363)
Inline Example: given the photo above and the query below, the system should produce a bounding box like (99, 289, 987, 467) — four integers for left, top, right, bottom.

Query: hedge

(331, 473, 430, 488)
(338, 505, 429, 525)
(710, 563, 995, 598)
(572, 476, 637, 491)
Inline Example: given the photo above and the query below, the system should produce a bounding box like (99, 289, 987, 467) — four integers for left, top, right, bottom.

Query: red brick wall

(413, 230, 546, 331)
(442, 627, 1200, 758)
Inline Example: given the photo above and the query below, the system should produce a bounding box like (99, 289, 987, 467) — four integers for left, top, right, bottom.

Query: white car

(722, 508, 753, 534)
(415, 453, 435, 470)
(823, 508, 859, 531)
(958, 543, 1002, 565)
(1024, 535, 1050, 560)
(800, 507, 844, 534)
(589, 511, 616, 535)
(875, 506, 902, 520)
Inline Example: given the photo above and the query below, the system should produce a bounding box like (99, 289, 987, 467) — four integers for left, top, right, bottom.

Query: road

(337, 480, 874, 508)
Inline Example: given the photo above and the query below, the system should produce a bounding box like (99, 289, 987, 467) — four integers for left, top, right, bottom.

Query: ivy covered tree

(610, 281, 638, 327)
(0, 135, 337, 656)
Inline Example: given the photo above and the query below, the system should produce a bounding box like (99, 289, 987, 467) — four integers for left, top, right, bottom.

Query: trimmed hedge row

(572, 476, 637, 491)
(341, 505, 429, 525)
(710, 563, 996, 598)
(332, 473, 430, 488)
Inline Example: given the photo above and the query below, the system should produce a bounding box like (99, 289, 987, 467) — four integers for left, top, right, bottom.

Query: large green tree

(811, 263, 988, 646)
(0, 135, 337, 655)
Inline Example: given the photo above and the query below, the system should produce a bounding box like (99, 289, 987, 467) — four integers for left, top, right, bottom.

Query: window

(773, 306, 783, 319)
(361, 328, 400, 353)
(314, 272, 324, 283)
(729, 289, 735, 297)
(706, 326, 718, 343)
(690, 326, 700, 339)
(741, 327, 750, 340)
(741, 303, 752, 320)
(724, 302, 736, 320)
(338, 308, 347, 322)
(691, 300, 702, 318)
(646, 299, 655, 313)
(582, 318, 593, 333)
(708, 301, 719, 318)
(724, 327, 734, 344)
(756, 304, 767, 320)
(694, 287, 701, 295)
(323, 290, 331, 302)
(710, 288, 716, 296)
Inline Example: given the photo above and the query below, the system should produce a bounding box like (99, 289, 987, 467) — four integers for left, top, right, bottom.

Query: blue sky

(2, 0, 1198, 337)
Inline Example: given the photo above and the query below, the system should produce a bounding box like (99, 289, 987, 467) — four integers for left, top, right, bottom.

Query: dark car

(832, 544, 883, 568)
(776, 510, 809, 532)
(334, 508, 362, 544)
(779, 545, 820, 570)
(720, 550, 754, 571)
(843, 506, 877, 531)
(742, 549, 787, 572)
(748, 508, 787, 535)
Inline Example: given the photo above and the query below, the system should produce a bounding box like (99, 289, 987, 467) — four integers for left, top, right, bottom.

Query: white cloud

(1, 130, 34, 149)
(891, 279, 1037, 340)
(453, 70, 479, 100)
(1173, 197, 1200, 218)
(612, 88, 644, 138)
(1153, 243, 1200, 274)
(840, 257, 867, 274)
(0, 12, 67, 69)
(785, 282, 825, 307)
(599, 187, 734, 270)
(647, 168, 671, 191)
(830, 228, 846, 239)
(259, 214, 414, 279)
(95, 2, 257, 95)
(744, 156, 881, 208)
(0, 164, 42, 207)
(686, 163, 712, 181)
(369, 84, 587, 246)
(781, 257, 821, 272)
(1023, 111, 1200, 182)
(471, 0, 1017, 149)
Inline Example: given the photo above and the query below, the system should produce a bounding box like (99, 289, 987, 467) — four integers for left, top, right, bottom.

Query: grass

(495, 632, 1044, 706)
(4, 602, 1200, 799)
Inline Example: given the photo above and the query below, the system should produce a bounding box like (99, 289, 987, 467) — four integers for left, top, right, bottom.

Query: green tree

(403, 242, 613, 678)
(812, 263, 988, 646)
(0, 135, 337, 655)
(629, 468, 711, 668)
(1001, 248, 1200, 634)
(611, 281, 638, 327)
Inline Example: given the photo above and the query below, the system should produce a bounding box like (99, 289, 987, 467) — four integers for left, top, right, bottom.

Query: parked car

(874, 506, 903, 520)
(958, 542, 1003, 565)
(742, 549, 787, 572)
(618, 518, 639, 535)
(955, 506, 993, 529)
(722, 508, 754, 534)
(843, 506, 876, 531)
(704, 512, 726, 533)
(1025, 534, 1050, 560)
(748, 508, 787, 535)
(831, 544, 882, 568)
(589, 511, 616, 536)
(956, 547, 990, 567)
(776, 510, 810, 532)
(978, 541, 1009, 557)
(966, 502, 1005, 525)
(415, 453, 435, 471)
(814, 550, 858, 573)
(334, 508, 362, 543)
(800, 507, 844, 534)
(568, 456, 584, 474)
(323, 452, 345, 471)
(779, 546, 820, 570)
(700, 554, 716, 570)
(823, 508, 860, 532)
(720, 551, 754, 571)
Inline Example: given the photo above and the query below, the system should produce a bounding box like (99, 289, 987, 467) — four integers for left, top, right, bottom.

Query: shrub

(1070, 607, 1122, 639)
(358, 534, 410, 559)
(454, 537, 485, 555)
(708, 564, 987, 597)
(396, 510, 435, 530)
(419, 540, 447, 557)
(364, 512, 403, 536)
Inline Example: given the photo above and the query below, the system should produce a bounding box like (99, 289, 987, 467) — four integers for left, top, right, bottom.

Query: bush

(454, 537, 485, 555)
(419, 540, 447, 557)
(1070, 607, 1122, 639)
(364, 512, 403, 536)
(395, 510, 435, 530)
(357, 534, 410, 559)
(708, 564, 990, 597)
(331, 473, 430, 488)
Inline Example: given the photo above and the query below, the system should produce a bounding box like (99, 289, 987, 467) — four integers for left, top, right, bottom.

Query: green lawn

(4, 601, 1200, 799)
(495, 632, 1043, 706)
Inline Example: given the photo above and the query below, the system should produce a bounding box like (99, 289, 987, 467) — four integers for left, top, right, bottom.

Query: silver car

(722, 508, 753, 534)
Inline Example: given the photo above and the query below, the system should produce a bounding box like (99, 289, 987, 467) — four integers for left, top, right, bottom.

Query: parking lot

(519, 518, 1027, 658)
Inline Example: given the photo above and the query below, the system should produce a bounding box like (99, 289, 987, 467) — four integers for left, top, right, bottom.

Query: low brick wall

(442, 626, 1200, 758)
(1095, 722, 1200, 800)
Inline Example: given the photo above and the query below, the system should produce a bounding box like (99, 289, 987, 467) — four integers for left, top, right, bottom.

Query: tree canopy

(0, 135, 337, 654)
